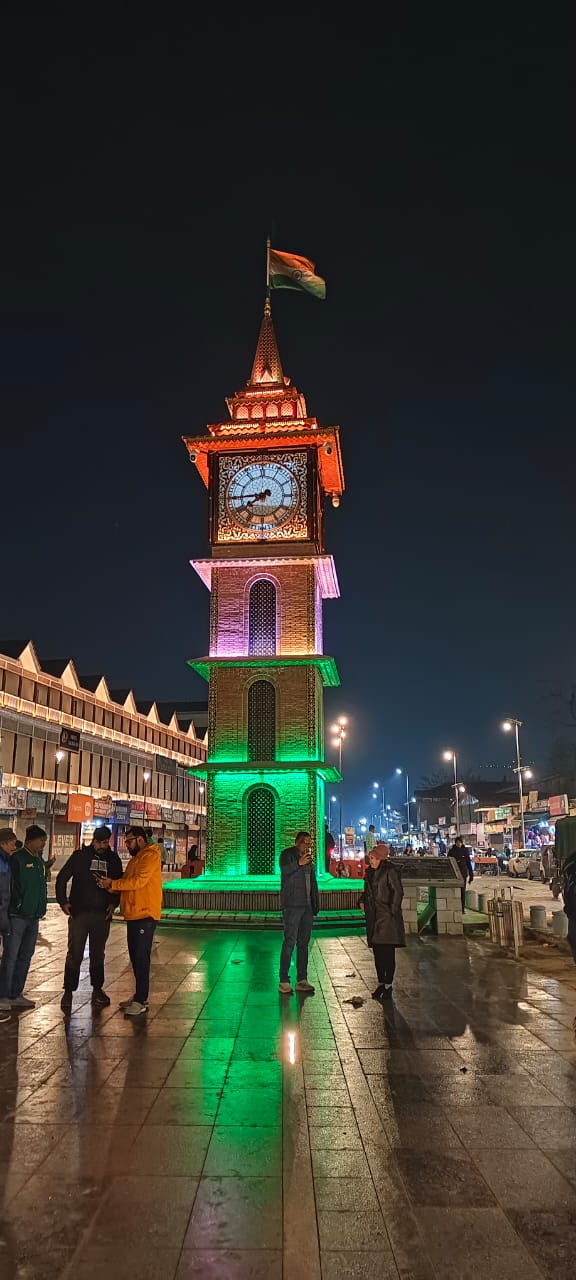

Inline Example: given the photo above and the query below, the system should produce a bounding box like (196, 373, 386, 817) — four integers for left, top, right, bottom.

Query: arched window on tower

(248, 580, 277, 656)
(248, 680, 276, 761)
(246, 786, 276, 875)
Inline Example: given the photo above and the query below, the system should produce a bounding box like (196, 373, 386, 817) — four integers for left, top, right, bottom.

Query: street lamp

(395, 767, 411, 840)
(143, 770, 151, 823)
(372, 781, 387, 832)
(330, 716, 347, 850)
(50, 749, 66, 864)
(443, 750, 461, 836)
(502, 719, 531, 849)
(328, 794, 337, 831)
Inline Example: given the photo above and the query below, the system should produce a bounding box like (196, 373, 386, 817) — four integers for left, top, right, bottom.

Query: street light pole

(502, 719, 528, 849)
(50, 749, 66, 863)
(443, 750, 461, 836)
(395, 768, 411, 842)
(331, 717, 347, 852)
(143, 770, 150, 825)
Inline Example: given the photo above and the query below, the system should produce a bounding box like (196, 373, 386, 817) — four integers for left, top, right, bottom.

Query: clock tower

(183, 299, 344, 879)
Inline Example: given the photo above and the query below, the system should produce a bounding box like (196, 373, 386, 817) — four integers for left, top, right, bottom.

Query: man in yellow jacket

(97, 826, 162, 1018)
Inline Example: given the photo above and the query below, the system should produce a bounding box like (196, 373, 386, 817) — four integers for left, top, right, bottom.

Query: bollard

(466, 890, 479, 911)
(552, 910, 568, 939)
(530, 905, 547, 931)
(478, 891, 494, 913)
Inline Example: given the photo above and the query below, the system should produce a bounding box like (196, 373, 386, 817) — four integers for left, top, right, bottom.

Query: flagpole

(265, 237, 271, 316)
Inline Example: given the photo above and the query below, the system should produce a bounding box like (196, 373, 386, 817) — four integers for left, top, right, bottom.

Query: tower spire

(248, 296, 284, 388)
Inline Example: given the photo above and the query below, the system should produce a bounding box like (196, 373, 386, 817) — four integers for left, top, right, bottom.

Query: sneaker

(92, 989, 111, 1007)
(372, 985, 385, 1001)
(123, 1000, 148, 1018)
(295, 980, 315, 994)
(119, 996, 136, 1011)
(60, 991, 73, 1014)
(279, 982, 294, 995)
(11, 995, 35, 1009)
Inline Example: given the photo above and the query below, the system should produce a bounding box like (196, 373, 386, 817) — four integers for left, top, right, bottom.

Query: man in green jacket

(0, 825, 47, 1012)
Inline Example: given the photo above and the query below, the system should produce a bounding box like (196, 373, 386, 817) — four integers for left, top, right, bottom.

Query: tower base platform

(161, 876, 363, 928)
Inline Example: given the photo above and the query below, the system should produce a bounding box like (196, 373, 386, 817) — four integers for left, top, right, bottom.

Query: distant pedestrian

(279, 831, 319, 996)
(324, 823, 336, 874)
(364, 824, 376, 862)
(0, 825, 48, 1012)
(437, 837, 447, 857)
(361, 839, 405, 1001)
(56, 826, 123, 1014)
(96, 826, 162, 1018)
(449, 836, 474, 911)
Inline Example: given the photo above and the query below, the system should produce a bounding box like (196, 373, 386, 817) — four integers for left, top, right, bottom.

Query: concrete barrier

(530, 905, 548, 930)
(552, 910, 568, 939)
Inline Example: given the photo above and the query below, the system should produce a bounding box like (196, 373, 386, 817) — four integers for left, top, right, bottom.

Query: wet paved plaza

(1, 910, 576, 1278)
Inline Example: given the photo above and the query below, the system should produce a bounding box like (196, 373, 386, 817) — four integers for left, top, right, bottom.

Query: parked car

(507, 849, 544, 880)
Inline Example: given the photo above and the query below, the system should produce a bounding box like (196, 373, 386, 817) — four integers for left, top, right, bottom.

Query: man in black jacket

(449, 836, 474, 912)
(55, 826, 122, 1013)
(279, 831, 319, 996)
(562, 849, 576, 964)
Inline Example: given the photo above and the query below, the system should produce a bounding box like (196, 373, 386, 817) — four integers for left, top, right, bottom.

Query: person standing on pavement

(0, 825, 47, 1012)
(55, 826, 123, 1014)
(279, 831, 319, 995)
(449, 835, 474, 912)
(96, 825, 162, 1018)
(0, 830, 18, 1023)
(360, 839, 405, 1001)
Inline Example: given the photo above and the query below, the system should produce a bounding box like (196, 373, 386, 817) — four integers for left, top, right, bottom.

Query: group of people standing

(0, 823, 163, 1021)
(279, 831, 406, 1002)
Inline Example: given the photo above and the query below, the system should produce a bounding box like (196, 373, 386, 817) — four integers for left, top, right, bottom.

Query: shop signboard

(53, 795, 69, 817)
(93, 797, 112, 818)
(155, 754, 177, 776)
(26, 791, 47, 812)
(146, 803, 162, 820)
(171, 810, 185, 825)
(130, 803, 144, 822)
(68, 795, 94, 823)
(175, 835, 188, 864)
(60, 728, 81, 753)
(549, 794, 569, 818)
(185, 811, 196, 826)
(112, 800, 132, 824)
(495, 805, 513, 820)
(344, 827, 355, 846)
(161, 807, 173, 822)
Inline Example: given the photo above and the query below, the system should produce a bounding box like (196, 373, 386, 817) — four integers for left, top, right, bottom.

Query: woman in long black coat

(361, 840, 406, 1001)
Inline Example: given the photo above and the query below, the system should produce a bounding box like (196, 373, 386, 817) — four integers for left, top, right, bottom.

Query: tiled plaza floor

(1, 909, 576, 1278)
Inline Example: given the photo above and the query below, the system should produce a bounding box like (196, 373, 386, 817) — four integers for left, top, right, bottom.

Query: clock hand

(245, 488, 272, 508)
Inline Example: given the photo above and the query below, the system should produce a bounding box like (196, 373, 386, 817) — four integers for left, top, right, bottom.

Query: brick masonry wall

(209, 666, 324, 762)
(207, 770, 321, 876)
(210, 563, 321, 656)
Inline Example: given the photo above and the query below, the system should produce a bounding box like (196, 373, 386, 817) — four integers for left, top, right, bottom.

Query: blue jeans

(126, 918, 156, 1004)
(0, 917, 39, 999)
(279, 906, 314, 982)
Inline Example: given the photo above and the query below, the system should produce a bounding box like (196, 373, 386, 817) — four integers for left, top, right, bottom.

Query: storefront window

(109, 759, 120, 791)
(84, 701, 94, 722)
(20, 677, 35, 701)
(80, 752, 91, 787)
(29, 737, 45, 780)
(61, 694, 72, 714)
(35, 682, 49, 706)
(49, 687, 61, 710)
(100, 756, 110, 789)
(94, 705, 103, 725)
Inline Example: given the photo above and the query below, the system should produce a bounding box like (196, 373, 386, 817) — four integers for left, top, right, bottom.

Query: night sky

(3, 19, 574, 824)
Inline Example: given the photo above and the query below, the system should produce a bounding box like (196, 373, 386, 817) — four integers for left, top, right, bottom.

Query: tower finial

(264, 295, 271, 319)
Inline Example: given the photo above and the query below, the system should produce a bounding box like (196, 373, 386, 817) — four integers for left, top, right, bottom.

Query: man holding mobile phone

(278, 831, 319, 996)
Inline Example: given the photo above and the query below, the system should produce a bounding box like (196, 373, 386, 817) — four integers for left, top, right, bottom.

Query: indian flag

(269, 248, 326, 299)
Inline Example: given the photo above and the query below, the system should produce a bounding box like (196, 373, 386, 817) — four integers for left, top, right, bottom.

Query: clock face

(217, 451, 309, 543)
(226, 461, 299, 530)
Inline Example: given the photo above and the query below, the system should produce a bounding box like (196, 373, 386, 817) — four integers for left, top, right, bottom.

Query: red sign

(93, 797, 112, 818)
(549, 794, 569, 818)
(68, 795, 95, 823)
(145, 803, 162, 820)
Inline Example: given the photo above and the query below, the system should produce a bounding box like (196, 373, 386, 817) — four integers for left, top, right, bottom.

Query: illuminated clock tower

(183, 299, 344, 879)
